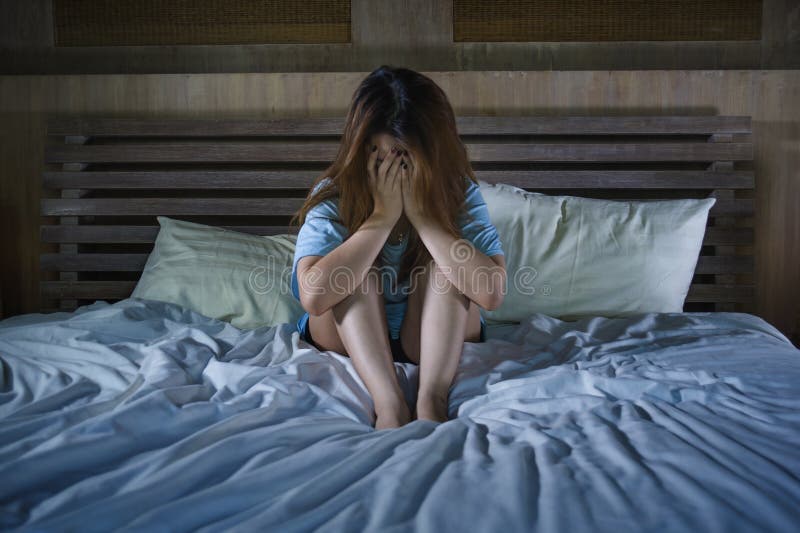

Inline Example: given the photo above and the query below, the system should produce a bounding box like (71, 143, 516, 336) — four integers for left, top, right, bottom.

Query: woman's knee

(307, 309, 348, 354)
(424, 259, 467, 300)
(309, 261, 389, 355)
(329, 260, 382, 305)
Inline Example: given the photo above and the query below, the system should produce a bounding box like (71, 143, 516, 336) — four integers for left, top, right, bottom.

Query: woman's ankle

(374, 393, 408, 416)
(374, 396, 411, 428)
(417, 387, 449, 407)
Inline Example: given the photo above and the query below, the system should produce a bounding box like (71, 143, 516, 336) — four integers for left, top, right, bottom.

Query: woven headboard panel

(40, 115, 754, 314)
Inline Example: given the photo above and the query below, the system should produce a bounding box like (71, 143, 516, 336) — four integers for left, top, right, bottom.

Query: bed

(1, 115, 798, 532)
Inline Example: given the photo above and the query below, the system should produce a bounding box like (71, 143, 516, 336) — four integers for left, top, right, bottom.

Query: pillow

(132, 216, 304, 330)
(479, 181, 716, 323)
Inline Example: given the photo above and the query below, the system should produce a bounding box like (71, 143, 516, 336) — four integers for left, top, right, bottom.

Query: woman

(290, 65, 507, 429)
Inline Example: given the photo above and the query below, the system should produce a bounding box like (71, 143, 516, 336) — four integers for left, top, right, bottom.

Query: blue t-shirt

(291, 176, 504, 339)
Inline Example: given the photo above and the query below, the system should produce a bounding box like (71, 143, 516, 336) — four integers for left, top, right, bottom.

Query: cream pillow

(132, 216, 304, 330)
(479, 181, 716, 322)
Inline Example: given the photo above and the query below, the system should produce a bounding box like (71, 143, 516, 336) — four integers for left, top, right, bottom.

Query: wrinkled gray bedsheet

(1, 297, 799, 532)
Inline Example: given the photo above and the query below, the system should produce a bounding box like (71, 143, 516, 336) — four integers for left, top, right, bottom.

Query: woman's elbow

(482, 276, 506, 311)
(300, 292, 329, 317)
(483, 290, 504, 311)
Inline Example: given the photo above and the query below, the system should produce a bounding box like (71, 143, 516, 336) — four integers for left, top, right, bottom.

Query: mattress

(1, 297, 799, 532)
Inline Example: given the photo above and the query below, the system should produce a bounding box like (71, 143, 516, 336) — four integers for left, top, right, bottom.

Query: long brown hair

(289, 65, 479, 284)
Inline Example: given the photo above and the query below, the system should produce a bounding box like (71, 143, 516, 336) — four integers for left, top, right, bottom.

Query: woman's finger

(401, 161, 411, 190)
(382, 153, 394, 188)
(402, 156, 412, 191)
(394, 162, 405, 192)
(367, 143, 379, 179)
(389, 152, 404, 189)
(400, 166, 408, 198)
(380, 147, 398, 176)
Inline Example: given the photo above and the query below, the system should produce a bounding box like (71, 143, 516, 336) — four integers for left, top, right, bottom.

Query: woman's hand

(399, 155, 426, 227)
(368, 143, 404, 223)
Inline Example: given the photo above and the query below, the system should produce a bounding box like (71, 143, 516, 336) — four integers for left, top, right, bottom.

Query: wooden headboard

(40, 115, 754, 314)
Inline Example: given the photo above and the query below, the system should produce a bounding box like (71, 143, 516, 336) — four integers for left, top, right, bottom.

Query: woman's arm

(295, 212, 395, 316)
(412, 220, 507, 311)
(399, 163, 506, 310)
(296, 142, 406, 316)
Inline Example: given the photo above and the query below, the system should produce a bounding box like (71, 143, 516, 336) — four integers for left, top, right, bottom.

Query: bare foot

(415, 392, 449, 423)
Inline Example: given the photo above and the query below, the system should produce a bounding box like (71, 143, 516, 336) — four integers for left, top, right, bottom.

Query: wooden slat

(41, 281, 136, 299)
(43, 171, 318, 189)
(478, 171, 755, 189)
(707, 198, 752, 217)
(58, 156, 87, 311)
(686, 284, 754, 302)
(42, 170, 756, 190)
(45, 142, 338, 163)
(41, 225, 297, 243)
(44, 142, 754, 164)
(47, 118, 348, 137)
(40, 197, 753, 217)
(456, 116, 752, 135)
(467, 143, 753, 162)
(710, 185, 739, 311)
(40, 280, 754, 304)
(702, 227, 754, 245)
(693, 256, 753, 275)
(41, 198, 306, 216)
(46, 116, 752, 137)
(41, 253, 148, 271)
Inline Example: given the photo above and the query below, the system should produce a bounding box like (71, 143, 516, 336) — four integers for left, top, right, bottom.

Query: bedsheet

(1, 297, 799, 532)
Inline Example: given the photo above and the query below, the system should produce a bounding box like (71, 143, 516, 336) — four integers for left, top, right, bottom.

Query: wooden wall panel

(4, 0, 799, 73)
(0, 71, 798, 344)
(53, 0, 351, 46)
(454, 0, 763, 42)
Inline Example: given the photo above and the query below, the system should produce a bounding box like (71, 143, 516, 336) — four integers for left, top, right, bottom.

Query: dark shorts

(301, 318, 486, 366)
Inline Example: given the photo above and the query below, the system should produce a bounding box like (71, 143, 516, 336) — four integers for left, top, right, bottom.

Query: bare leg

(307, 267, 411, 429)
(400, 260, 482, 422)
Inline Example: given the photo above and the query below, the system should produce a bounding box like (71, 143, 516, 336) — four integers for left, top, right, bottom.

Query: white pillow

(479, 181, 716, 322)
(132, 216, 304, 330)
